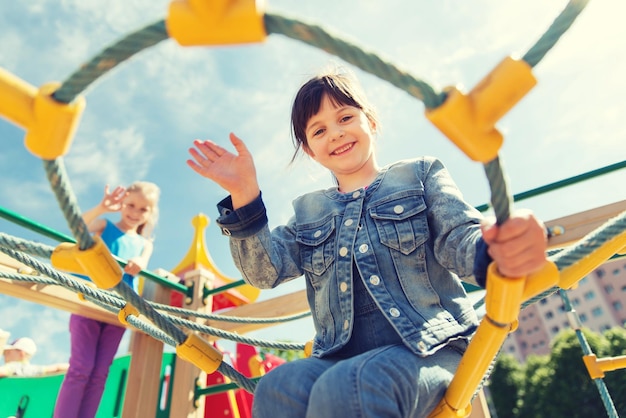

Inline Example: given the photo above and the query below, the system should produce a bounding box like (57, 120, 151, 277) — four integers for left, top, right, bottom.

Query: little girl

(53, 181, 160, 418)
(187, 70, 547, 418)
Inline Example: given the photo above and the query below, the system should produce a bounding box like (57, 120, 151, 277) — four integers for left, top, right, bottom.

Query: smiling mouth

(331, 142, 354, 155)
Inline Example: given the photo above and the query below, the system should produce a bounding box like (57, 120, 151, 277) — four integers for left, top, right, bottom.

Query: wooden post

(469, 388, 491, 418)
(122, 268, 177, 418)
(169, 268, 214, 418)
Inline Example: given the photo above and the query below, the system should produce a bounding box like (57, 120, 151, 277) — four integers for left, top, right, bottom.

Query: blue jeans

(253, 275, 466, 418)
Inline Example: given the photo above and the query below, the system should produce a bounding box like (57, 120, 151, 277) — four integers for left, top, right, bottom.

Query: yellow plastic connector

(248, 354, 266, 378)
(303, 340, 313, 358)
(521, 260, 559, 302)
(167, 0, 267, 46)
(118, 303, 140, 325)
(583, 354, 626, 379)
(0, 67, 86, 160)
(77, 280, 97, 302)
(176, 333, 223, 374)
(485, 262, 526, 325)
(51, 237, 123, 290)
(0, 67, 37, 128)
(425, 56, 536, 163)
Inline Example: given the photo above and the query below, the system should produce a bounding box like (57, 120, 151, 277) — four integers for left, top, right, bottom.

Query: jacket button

(222, 228, 231, 236)
(369, 275, 380, 285)
(314, 230, 322, 238)
(358, 244, 368, 253)
(389, 308, 400, 317)
(339, 247, 348, 257)
(344, 219, 353, 226)
(352, 191, 361, 198)
(394, 205, 404, 214)
(340, 282, 348, 292)
(417, 341, 427, 352)
(343, 320, 349, 330)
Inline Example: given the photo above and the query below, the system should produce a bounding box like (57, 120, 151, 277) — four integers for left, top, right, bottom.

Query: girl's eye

(313, 128, 325, 137)
(340, 115, 353, 123)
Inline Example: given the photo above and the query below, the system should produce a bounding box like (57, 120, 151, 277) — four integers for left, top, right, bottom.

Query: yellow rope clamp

(77, 281, 98, 302)
(166, 0, 267, 47)
(51, 236, 123, 290)
(0, 68, 85, 160)
(425, 56, 536, 163)
(583, 354, 626, 379)
(176, 333, 223, 374)
(118, 303, 140, 325)
(304, 340, 313, 358)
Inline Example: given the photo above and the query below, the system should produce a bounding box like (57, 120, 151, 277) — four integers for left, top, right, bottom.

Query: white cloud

(65, 126, 153, 194)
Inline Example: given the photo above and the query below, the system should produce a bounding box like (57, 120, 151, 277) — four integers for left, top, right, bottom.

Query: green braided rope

(52, 21, 169, 104)
(263, 14, 445, 109)
(523, 0, 590, 68)
(154, 301, 311, 324)
(43, 159, 93, 250)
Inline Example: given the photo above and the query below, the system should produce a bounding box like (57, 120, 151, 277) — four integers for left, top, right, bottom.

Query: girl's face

(118, 191, 154, 233)
(304, 95, 377, 182)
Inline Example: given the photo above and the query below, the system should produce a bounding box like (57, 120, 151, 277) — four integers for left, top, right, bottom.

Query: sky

(0, 0, 625, 370)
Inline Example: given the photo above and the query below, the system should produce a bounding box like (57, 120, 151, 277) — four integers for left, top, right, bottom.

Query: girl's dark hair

(290, 71, 378, 163)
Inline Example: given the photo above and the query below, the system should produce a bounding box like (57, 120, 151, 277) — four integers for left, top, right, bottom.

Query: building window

(580, 277, 588, 285)
(573, 298, 581, 306)
(540, 299, 548, 305)
(613, 301, 623, 311)
(596, 268, 605, 279)
(613, 269, 620, 276)
(579, 313, 588, 323)
(584, 291, 595, 301)
(592, 307, 603, 317)
(551, 326, 559, 334)
(546, 311, 554, 319)
(605, 284, 614, 294)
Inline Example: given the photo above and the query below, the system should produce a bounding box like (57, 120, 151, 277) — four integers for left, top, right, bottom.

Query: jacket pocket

(370, 192, 428, 255)
(296, 216, 336, 276)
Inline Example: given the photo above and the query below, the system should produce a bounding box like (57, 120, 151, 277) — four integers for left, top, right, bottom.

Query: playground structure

(1, 0, 626, 417)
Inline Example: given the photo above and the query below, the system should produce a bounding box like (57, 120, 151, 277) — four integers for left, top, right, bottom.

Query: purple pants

(53, 314, 126, 418)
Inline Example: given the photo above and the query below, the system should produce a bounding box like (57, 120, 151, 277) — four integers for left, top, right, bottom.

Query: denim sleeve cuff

(216, 193, 268, 238)
(472, 237, 491, 288)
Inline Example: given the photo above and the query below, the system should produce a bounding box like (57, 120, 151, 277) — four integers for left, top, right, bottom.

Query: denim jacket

(216, 157, 487, 358)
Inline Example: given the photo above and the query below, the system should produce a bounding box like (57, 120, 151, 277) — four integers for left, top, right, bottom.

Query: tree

(489, 328, 626, 418)
(489, 353, 524, 417)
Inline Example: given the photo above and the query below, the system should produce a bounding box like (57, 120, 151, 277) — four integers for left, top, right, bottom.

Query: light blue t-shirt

(100, 220, 146, 292)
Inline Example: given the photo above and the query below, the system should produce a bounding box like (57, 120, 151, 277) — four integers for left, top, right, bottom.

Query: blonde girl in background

(54, 181, 160, 418)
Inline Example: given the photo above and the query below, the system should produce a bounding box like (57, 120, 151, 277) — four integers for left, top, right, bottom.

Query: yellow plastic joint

(303, 340, 313, 358)
(118, 303, 140, 325)
(485, 262, 525, 325)
(51, 237, 123, 289)
(24, 82, 86, 160)
(425, 56, 536, 162)
(521, 260, 559, 302)
(248, 354, 266, 378)
(167, 0, 267, 46)
(583, 354, 604, 379)
(176, 333, 223, 374)
(77, 281, 97, 302)
(0, 67, 37, 129)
